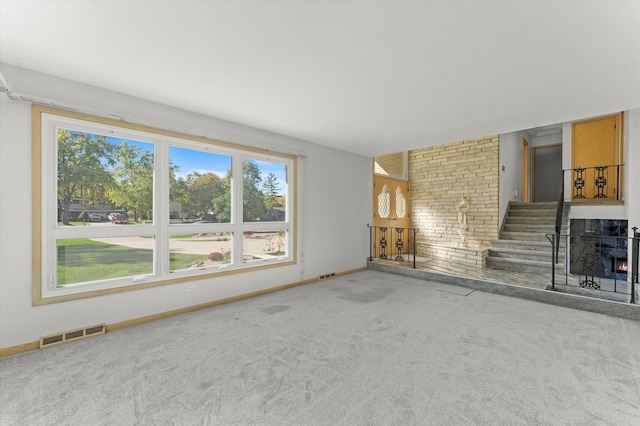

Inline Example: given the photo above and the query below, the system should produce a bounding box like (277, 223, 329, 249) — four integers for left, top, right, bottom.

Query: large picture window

(33, 106, 296, 304)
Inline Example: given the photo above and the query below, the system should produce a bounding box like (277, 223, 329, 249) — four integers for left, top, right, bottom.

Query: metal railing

(368, 224, 419, 268)
(567, 164, 624, 201)
(547, 230, 639, 304)
(554, 174, 565, 263)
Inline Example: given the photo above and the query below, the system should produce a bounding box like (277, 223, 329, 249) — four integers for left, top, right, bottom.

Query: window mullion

(155, 140, 169, 277)
(232, 156, 244, 265)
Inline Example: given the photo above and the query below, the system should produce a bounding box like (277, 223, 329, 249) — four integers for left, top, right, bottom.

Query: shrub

(208, 252, 224, 261)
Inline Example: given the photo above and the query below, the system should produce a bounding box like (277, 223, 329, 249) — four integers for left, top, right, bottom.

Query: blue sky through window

(67, 130, 286, 196)
(169, 147, 287, 195)
(169, 146, 231, 179)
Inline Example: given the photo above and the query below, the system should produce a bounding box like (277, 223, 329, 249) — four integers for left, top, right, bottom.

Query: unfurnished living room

(1, 1, 639, 425)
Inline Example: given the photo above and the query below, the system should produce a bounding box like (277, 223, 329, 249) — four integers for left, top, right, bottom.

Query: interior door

(522, 138, 529, 203)
(533, 144, 562, 202)
(372, 175, 409, 258)
(571, 114, 622, 201)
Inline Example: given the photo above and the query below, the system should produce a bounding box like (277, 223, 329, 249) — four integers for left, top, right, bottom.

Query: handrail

(564, 163, 624, 170)
(554, 171, 565, 263)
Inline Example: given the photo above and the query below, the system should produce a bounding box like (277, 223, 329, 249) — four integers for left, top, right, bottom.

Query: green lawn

(57, 239, 205, 285)
(64, 220, 151, 226)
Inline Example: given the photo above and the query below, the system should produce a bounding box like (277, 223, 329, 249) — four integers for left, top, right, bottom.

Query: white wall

(626, 109, 640, 285)
(498, 131, 526, 225)
(0, 64, 372, 349)
(530, 133, 562, 148)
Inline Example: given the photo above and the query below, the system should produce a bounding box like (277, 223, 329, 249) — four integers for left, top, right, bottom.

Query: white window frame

(32, 106, 296, 305)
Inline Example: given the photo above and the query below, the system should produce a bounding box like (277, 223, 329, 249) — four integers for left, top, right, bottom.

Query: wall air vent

(39, 324, 106, 349)
(318, 272, 337, 280)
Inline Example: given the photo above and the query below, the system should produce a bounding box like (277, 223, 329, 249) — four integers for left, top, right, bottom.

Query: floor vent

(40, 324, 106, 349)
(318, 272, 337, 280)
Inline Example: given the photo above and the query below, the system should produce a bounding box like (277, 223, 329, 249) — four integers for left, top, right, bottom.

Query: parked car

(110, 213, 128, 224)
(89, 214, 102, 222)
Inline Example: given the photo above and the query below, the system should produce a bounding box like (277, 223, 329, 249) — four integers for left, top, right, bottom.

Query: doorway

(532, 144, 562, 202)
(373, 175, 409, 229)
(372, 175, 409, 259)
(571, 113, 623, 201)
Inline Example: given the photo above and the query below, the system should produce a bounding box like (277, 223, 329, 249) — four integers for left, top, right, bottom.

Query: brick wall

(409, 136, 500, 249)
(374, 152, 405, 178)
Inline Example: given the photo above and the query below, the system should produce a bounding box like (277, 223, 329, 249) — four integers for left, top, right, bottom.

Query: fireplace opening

(612, 258, 628, 274)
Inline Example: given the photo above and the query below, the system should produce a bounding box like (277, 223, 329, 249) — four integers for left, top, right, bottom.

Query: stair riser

(502, 225, 568, 234)
(500, 233, 553, 243)
(508, 211, 559, 217)
(506, 217, 568, 224)
(509, 201, 568, 210)
(490, 242, 565, 253)
(486, 259, 555, 274)
(507, 217, 554, 222)
(508, 202, 570, 209)
(489, 251, 564, 262)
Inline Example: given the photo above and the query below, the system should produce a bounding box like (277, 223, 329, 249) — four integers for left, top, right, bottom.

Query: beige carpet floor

(2, 270, 639, 425)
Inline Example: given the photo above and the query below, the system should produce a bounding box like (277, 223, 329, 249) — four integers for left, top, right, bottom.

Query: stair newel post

(413, 228, 418, 269)
(551, 233, 556, 291)
(617, 164, 621, 201)
(632, 227, 639, 304)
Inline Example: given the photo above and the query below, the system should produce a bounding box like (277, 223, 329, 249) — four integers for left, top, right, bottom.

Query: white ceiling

(1, 1, 639, 157)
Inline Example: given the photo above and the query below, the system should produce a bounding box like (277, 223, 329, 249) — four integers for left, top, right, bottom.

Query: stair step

(507, 216, 562, 224)
(503, 224, 560, 233)
(488, 247, 565, 262)
(486, 256, 560, 273)
(508, 202, 561, 209)
(508, 210, 558, 217)
(491, 239, 565, 252)
(500, 231, 556, 242)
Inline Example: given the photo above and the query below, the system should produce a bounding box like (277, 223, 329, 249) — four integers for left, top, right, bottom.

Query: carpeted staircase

(487, 201, 570, 273)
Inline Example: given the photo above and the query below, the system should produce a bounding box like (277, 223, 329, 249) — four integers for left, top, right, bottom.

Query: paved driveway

(92, 234, 277, 256)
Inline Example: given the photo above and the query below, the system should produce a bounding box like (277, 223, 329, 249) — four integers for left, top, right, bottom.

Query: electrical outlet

(187, 286, 196, 292)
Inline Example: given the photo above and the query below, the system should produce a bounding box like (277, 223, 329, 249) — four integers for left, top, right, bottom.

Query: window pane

(377, 184, 390, 218)
(57, 237, 154, 286)
(169, 147, 231, 223)
(169, 232, 232, 272)
(243, 159, 287, 222)
(243, 230, 288, 263)
(395, 186, 406, 218)
(57, 129, 154, 226)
